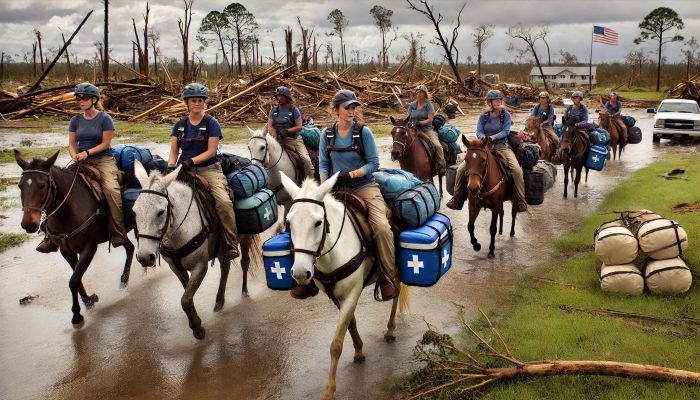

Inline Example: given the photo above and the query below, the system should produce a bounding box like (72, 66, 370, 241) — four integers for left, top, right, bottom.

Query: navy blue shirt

(170, 116, 223, 167)
(605, 100, 622, 115)
(476, 110, 512, 143)
(407, 101, 435, 132)
(319, 123, 379, 189)
(69, 112, 115, 156)
(531, 104, 555, 125)
(269, 105, 301, 134)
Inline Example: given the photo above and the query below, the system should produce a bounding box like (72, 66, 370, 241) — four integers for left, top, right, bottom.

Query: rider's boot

(36, 235, 58, 253)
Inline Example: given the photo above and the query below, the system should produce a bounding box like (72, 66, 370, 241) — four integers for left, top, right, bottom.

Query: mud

(0, 109, 697, 400)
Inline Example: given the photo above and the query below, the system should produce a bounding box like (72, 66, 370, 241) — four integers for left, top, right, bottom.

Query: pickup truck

(648, 99, 700, 142)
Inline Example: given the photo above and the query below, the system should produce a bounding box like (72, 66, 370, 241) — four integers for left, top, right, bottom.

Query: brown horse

(461, 136, 517, 258)
(598, 111, 627, 160)
(15, 150, 135, 327)
(560, 118, 590, 198)
(389, 116, 443, 195)
(524, 115, 558, 162)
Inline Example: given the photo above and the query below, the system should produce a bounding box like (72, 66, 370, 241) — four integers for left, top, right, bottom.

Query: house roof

(530, 66, 596, 75)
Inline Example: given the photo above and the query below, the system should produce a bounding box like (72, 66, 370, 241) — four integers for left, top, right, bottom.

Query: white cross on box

(407, 254, 424, 275)
(442, 249, 450, 269)
(263, 206, 272, 221)
(270, 261, 286, 279)
(592, 154, 599, 163)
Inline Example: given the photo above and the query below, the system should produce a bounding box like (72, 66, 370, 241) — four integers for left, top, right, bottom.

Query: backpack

(432, 114, 446, 130)
(481, 109, 506, 126)
(324, 122, 366, 165)
(271, 105, 295, 125)
(176, 114, 213, 147)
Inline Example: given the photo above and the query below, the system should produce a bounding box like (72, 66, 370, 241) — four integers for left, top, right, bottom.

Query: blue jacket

(476, 110, 512, 143)
(564, 105, 589, 127)
(605, 100, 622, 115)
(319, 123, 380, 189)
(531, 104, 555, 125)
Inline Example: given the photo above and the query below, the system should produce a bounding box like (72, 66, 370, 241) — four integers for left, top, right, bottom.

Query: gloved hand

(179, 158, 194, 169)
(164, 166, 177, 175)
(338, 170, 352, 184)
(278, 128, 289, 137)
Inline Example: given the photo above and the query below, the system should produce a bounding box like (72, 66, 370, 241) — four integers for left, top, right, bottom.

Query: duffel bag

(227, 162, 269, 199)
(446, 164, 457, 196)
(508, 131, 522, 149)
(373, 168, 422, 202)
(234, 188, 278, 234)
(437, 124, 460, 143)
(300, 125, 321, 149)
(636, 218, 688, 259)
(554, 124, 562, 140)
(581, 122, 598, 132)
(600, 264, 644, 295)
(594, 220, 638, 265)
(621, 115, 636, 127)
(514, 143, 541, 170)
(432, 114, 446, 130)
(394, 182, 441, 228)
(122, 188, 141, 231)
(589, 128, 610, 146)
(218, 152, 251, 176)
(627, 126, 642, 144)
(524, 168, 546, 205)
(533, 160, 556, 191)
(113, 145, 153, 173)
(644, 257, 692, 295)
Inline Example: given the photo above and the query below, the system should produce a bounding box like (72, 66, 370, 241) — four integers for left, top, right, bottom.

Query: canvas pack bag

(594, 219, 639, 265)
(599, 264, 644, 295)
(636, 218, 688, 260)
(644, 257, 692, 295)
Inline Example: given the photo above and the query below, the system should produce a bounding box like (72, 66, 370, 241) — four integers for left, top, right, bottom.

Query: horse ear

(246, 125, 257, 138)
(14, 149, 29, 170)
(162, 164, 182, 188)
(43, 150, 60, 169)
(280, 171, 302, 199)
(461, 134, 468, 147)
(134, 159, 149, 185)
(402, 115, 410, 126)
(316, 172, 339, 200)
(390, 116, 396, 125)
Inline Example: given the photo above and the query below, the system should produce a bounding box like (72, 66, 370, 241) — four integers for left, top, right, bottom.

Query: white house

(529, 66, 597, 89)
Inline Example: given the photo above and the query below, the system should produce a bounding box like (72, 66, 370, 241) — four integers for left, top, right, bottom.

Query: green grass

(0, 232, 31, 253)
(0, 147, 66, 164)
(593, 87, 667, 102)
(400, 155, 700, 399)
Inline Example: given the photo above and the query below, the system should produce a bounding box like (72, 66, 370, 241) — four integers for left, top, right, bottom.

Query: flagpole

(589, 26, 594, 91)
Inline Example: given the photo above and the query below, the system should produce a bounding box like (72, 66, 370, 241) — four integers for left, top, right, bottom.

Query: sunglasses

(75, 95, 93, 101)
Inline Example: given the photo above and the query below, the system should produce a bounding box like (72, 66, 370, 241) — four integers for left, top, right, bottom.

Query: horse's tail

(399, 283, 410, 314)
(246, 233, 263, 279)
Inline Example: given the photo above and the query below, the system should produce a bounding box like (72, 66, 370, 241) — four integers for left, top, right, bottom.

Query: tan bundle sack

(599, 264, 644, 295)
(636, 219, 688, 259)
(594, 220, 638, 265)
(644, 257, 693, 295)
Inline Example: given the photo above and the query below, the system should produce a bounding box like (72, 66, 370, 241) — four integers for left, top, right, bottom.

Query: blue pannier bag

(394, 182, 441, 228)
(122, 188, 141, 230)
(397, 213, 453, 287)
(263, 232, 295, 290)
(437, 124, 460, 143)
(581, 122, 598, 132)
(373, 168, 422, 202)
(554, 124, 562, 139)
(234, 188, 277, 234)
(621, 115, 636, 127)
(589, 128, 610, 146)
(227, 161, 268, 199)
(300, 125, 321, 148)
(112, 145, 153, 173)
(218, 152, 251, 175)
(586, 144, 608, 171)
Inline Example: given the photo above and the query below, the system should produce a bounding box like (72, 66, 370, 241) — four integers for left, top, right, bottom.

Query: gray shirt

(69, 112, 115, 156)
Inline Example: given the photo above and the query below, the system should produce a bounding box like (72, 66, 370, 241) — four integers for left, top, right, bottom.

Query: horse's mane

(27, 157, 50, 170)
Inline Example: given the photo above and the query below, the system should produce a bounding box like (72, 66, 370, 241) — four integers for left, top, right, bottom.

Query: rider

(531, 91, 555, 127)
(295, 89, 398, 301)
(267, 86, 314, 179)
(604, 91, 627, 140)
(407, 84, 446, 174)
(446, 90, 527, 213)
(563, 91, 589, 128)
(168, 83, 239, 262)
(36, 82, 127, 253)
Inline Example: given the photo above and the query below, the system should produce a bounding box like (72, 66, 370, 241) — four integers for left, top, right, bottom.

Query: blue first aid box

(263, 232, 295, 290)
(586, 144, 608, 171)
(397, 213, 453, 287)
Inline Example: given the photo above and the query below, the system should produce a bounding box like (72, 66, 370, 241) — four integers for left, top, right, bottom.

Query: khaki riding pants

(197, 163, 240, 251)
(352, 182, 399, 289)
(84, 155, 127, 237)
(424, 128, 446, 171)
(289, 135, 315, 178)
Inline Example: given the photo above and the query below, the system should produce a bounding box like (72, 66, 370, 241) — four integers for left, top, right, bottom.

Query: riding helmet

(331, 89, 362, 108)
(74, 82, 100, 99)
(485, 89, 504, 101)
(538, 91, 550, 99)
(571, 91, 584, 100)
(275, 86, 292, 100)
(182, 83, 208, 100)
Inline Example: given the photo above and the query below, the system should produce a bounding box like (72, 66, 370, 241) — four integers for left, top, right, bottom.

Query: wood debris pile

(669, 73, 700, 103)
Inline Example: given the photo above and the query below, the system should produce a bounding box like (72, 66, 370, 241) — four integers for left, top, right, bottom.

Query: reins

(465, 146, 504, 200)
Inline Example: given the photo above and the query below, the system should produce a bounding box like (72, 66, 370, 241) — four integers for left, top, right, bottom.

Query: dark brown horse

(560, 118, 590, 198)
(462, 136, 516, 258)
(524, 115, 558, 162)
(15, 150, 135, 327)
(598, 111, 627, 160)
(389, 116, 443, 195)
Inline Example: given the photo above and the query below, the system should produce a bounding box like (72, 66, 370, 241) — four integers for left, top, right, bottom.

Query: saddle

(333, 191, 392, 256)
(278, 135, 319, 182)
(490, 149, 512, 185)
(67, 163, 104, 202)
(416, 132, 456, 168)
(178, 169, 218, 230)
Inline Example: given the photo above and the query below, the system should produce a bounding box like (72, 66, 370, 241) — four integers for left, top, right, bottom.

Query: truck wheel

(652, 135, 661, 143)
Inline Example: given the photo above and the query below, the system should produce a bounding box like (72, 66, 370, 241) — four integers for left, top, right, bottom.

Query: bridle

(135, 189, 173, 243)
(249, 135, 283, 170)
(20, 166, 80, 218)
(465, 146, 504, 200)
(390, 125, 409, 160)
(289, 197, 346, 261)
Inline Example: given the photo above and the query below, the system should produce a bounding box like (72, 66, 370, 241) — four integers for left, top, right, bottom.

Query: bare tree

(297, 16, 314, 72)
(682, 36, 698, 80)
(284, 27, 293, 67)
(538, 24, 552, 66)
(224, 3, 258, 74)
(32, 42, 37, 76)
(61, 32, 73, 79)
(103, 0, 109, 81)
(507, 23, 549, 91)
(559, 49, 579, 65)
(624, 49, 649, 86)
(327, 9, 349, 67)
(148, 29, 160, 76)
(177, 0, 194, 82)
(472, 24, 494, 76)
(406, 0, 465, 83)
(370, 5, 395, 68)
(34, 29, 44, 72)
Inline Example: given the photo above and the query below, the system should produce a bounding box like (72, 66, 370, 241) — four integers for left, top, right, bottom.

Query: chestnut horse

(389, 116, 443, 195)
(560, 118, 590, 198)
(524, 115, 558, 162)
(598, 111, 627, 160)
(461, 136, 517, 258)
(15, 150, 135, 327)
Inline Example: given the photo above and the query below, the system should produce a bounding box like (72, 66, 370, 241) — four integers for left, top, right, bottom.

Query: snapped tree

(177, 0, 194, 82)
(507, 23, 549, 92)
(634, 7, 684, 92)
(472, 24, 494, 77)
(327, 9, 348, 67)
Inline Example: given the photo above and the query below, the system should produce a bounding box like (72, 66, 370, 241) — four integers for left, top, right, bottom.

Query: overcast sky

(1, 0, 698, 67)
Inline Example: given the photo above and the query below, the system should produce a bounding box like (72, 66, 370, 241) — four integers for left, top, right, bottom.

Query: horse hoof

(488, 253, 495, 259)
(72, 314, 84, 327)
(213, 302, 224, 312)
(120, 274, 130, 285)
(193, 327, 206, 340)
(82, 294, 99, 309)
(241, 291, 250, 299)
(353, 353, 366, 363)
(384, 334, 396, 343)
(473, 243, 481, 252)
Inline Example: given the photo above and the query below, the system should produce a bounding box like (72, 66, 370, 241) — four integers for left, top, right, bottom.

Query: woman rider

(267, 86, 314, 179)
(167, 83, 239, 262)
(604, 91, 627, 141)
(36, 83, 127, 253)
(446, 90, 527, 213)
(563, 91, 589, 128)
(530, 91, 560, 147)
(291, 89, 398, 301)
(407, 84, 446, 174)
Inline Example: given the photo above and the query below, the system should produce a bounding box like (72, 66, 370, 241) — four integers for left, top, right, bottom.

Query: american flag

(593, 25, 618, 45)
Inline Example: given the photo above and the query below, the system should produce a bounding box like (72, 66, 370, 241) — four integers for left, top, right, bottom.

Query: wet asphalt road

(0, 109, 698, 400)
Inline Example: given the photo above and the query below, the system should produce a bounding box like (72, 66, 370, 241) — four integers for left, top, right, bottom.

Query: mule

(15, 150, 135, 327)
(524, 115, 558, 162)
(389, 116, 444, 195)
(132, 161, 261, 339)
(561, 118, 590, 198)
(461, 136, 517, 258)
(598, 111, 627, 160)
(280, 171, 409, 400)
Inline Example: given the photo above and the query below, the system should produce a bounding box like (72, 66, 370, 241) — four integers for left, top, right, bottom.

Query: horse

(132, 161, 261, 339)
(280, 171, 409, 400)
(389, 116, 444, 195)
(461, 136, 517, 258)
(14, 150, 135, 327)
(598, 111, 627, 160)
(524, 115, 558, 162)
(560, 117, 590, 198)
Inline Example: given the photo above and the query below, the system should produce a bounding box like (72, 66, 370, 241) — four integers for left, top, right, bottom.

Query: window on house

(581, 75, 587, 80)
(570, 83, 576, 88)
(560, 74, 565, 78)
(570, 75, 575, 79)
